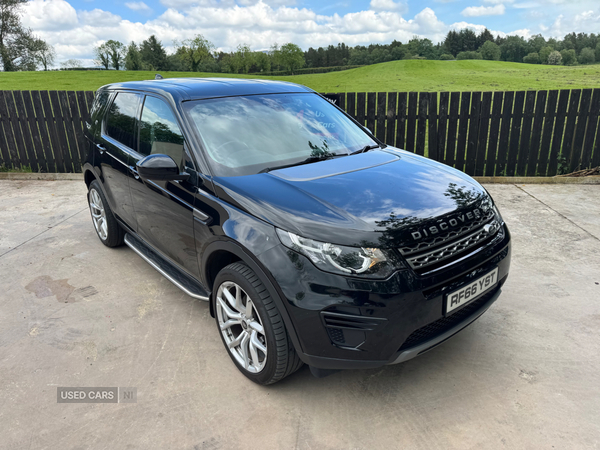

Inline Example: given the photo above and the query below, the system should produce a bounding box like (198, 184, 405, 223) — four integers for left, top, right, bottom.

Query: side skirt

(124, 233, 209, 301)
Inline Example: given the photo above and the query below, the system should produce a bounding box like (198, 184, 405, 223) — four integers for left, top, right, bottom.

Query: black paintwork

(83, 78, 511, 371)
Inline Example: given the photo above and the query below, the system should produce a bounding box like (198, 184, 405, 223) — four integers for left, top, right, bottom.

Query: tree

(539, 46, 553, 64)
(31, 40, 55, 70)
(94, 43, 110, 69)
(477, 29, 495, 48)
(500, 36, 529, 62)
(369, 47, 391, 64)
(443, 30, 461, 57)
(60, 59, 83, 69)
(523, 52, 540, 64)
(277, 43, 304, 74)
(547, 50, 562, 65)
(349, 47, 369, 65)
(407, 37, 436, 59)
(175, 34, 214, 72)
(106, 40, 125, 70)
(480, 41, 500, 61)
(253, 51, 271, 72)
(528, 34, 547, 53)
(140, 35, 168, 71)
(578, 47, 595, 65)
(596, 43, 600, 63)
(0, 0, 48, 71)
(560, 49, 577, 65)
(458, 28, 478, 52)
(228, 44, 254, 74)
(124, 42, 142, 70)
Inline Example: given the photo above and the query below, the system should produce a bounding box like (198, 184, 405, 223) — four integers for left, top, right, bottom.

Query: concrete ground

(0, 180, 599, 450)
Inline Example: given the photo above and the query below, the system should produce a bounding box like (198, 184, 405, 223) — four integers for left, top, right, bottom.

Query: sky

(19, 0, 600, 66)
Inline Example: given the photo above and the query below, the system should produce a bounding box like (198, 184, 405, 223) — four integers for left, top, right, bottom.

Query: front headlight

(276, 229, 397, 278)
(492, 205, 504, 224)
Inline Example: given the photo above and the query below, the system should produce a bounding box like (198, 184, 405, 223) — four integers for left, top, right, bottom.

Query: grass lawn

(0, 60, 599, 92)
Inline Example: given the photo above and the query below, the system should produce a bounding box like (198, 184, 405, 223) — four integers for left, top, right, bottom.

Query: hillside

(0, 60, 599, 92)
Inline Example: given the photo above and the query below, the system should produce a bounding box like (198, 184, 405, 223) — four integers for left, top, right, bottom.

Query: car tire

(214, 262, 303, 385)
(87, 180, 125, 248)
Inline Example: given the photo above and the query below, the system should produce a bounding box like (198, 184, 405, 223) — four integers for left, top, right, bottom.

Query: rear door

(97, 91, 141, 230)
(128, 94, 200, 278)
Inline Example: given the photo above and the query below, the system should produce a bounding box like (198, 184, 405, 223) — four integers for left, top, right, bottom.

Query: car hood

(213, 148, 490, 248)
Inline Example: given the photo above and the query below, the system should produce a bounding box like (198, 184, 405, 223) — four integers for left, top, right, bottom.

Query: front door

(128, 95, 200, 278)
(98, 91, 141, 230)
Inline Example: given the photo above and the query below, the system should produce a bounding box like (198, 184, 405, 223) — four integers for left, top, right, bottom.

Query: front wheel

(214, 263, 303, 385)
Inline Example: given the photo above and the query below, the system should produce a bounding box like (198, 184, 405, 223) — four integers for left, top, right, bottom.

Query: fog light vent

(327, 328, 346, 344)
(321, 311, 387, 349)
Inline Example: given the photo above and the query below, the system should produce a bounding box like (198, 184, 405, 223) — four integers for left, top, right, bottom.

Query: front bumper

(257, 224, 511, 370)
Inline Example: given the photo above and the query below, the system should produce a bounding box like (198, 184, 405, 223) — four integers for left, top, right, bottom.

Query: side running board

(124, 233, 210, 301)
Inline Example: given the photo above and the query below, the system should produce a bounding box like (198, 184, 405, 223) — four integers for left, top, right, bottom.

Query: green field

(1, 60, 599, 92)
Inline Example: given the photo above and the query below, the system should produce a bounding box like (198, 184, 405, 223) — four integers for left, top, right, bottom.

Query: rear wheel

(87, 180, 124, 247)
(214, 262, 303, 385)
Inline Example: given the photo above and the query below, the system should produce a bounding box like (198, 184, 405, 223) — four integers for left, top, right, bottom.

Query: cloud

(79, 9, 122, 26)
(22, 0, 78, 31)
(369, 0, 407, 13)
(125, 2, 152, 13)
(461, 4, 506, 16)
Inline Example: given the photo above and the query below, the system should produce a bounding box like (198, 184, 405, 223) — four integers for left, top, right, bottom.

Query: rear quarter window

(105, 92, 140, 150)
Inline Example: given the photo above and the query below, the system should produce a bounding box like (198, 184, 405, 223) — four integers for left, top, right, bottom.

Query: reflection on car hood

(213, 148, 489, 247)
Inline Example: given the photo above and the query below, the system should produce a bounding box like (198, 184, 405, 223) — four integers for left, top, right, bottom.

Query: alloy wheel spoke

(249, 332, 261, 368)
(91, 210, 102, 219)
(248, 320, 264, 335)
(235, 286, 244, 312)
(250, 329, 267, 354)
(239, 332, 250, 369)
(245, 298, 253, 318)
(228, 330, 247, 349)
(220, 318, 241, 331)
(217, 297, 242, 321)
(222, 287, 241, 313)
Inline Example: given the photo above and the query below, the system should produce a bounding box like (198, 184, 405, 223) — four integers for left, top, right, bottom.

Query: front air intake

(321, 311, 387, 348)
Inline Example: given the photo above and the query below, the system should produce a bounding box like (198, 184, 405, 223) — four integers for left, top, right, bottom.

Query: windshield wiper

(259, 154, 343, 173)
(348, 144, 380, 155)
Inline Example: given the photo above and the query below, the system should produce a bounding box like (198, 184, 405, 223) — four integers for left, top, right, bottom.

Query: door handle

(96, 143, 106, 154)
(129, 166, 140, 180)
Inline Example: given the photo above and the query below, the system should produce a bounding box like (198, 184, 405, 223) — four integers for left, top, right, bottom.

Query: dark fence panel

(1, 89, 600, 176)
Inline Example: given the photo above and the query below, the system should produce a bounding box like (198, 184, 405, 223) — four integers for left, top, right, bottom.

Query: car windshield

(184, 93, 378, 177)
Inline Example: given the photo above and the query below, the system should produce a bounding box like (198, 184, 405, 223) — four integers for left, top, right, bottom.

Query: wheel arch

(84, 167, 96, 188)
(201, 239, 305, 357)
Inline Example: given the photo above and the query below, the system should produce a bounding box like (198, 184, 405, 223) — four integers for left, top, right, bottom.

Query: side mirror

(136, 154, 190, 181)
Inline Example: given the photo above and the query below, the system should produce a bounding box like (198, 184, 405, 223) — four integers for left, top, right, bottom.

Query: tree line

(95, 36, 305, 74)
(95, 30, 600, 75)
(305, 30, 600, 67)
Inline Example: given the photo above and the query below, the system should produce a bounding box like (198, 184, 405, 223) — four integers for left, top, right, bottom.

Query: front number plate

(446, 267, 499, 314)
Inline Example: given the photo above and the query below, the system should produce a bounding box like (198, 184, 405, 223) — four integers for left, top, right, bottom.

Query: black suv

(83, 78, 511, 384)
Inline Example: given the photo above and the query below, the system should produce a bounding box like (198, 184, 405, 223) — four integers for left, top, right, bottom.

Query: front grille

(399, 209, 495, 256)
(406, 223, 502, 271)
(398, 289, 496, 351)
(399, 208, 502, 273)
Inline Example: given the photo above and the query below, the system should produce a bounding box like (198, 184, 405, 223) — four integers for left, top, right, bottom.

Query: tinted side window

(90, 89, 110, 120)
(105, 92, 139, 150)
(139, 96, 184, 165)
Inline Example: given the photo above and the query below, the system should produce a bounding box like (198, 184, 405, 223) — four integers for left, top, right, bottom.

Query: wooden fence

(1, 89, 599, 176)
